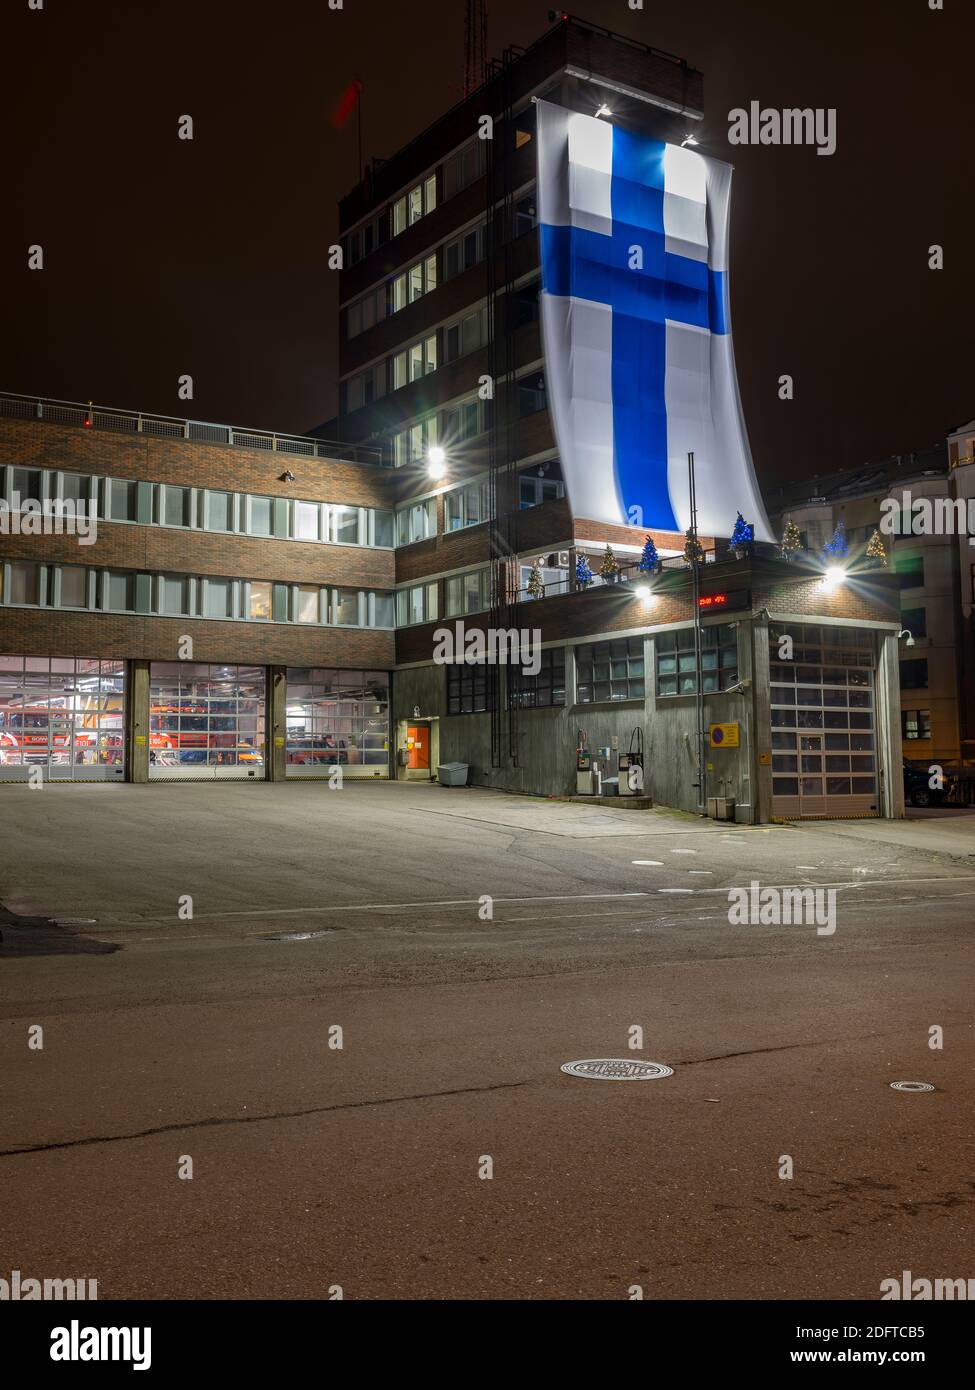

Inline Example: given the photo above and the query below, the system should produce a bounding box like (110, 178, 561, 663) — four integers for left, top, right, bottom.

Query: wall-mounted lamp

(279, 470, 296, 483)
(898, 628, 916, 648)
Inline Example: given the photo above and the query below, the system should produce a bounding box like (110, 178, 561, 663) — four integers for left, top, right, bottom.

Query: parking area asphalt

(1, 782, 973, 1299)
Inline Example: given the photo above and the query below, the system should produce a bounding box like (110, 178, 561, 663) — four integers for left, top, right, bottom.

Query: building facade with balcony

(326, 15, 906, 821)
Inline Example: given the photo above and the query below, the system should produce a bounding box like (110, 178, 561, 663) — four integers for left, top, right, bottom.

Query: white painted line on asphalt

(671, 849, 698, 854)
(695, 875, 975, 895)
(143, 891, 652, 923)
(659, 888, 694, 894)
(688, 870, 713, 875)
(632, 860, 664, 866)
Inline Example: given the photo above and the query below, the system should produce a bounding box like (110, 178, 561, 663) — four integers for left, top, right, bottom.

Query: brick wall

(0, 607, 394, 667)
(0, 418, 394, 509)
(0, 417, 398, 667)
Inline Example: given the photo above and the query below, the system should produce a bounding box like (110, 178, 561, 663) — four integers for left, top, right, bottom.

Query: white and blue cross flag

(536, 100, 772, 541)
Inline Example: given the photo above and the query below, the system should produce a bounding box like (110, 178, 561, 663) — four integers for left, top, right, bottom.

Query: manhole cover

(560, 1058, 673, 1081)
(890, 1080, 935, 1093)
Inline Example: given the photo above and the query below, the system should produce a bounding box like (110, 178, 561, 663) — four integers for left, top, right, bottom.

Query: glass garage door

(149, 663, 265, 779)
(770, 625, 878, 818)
(286, 668, 389, 778)
(0, 656, 126, 781)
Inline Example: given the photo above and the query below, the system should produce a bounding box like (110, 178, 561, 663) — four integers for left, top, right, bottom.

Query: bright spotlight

(823, 565, 846, 588)
(681, 133, 700, 147)
(635, 585, 653, 601)
(594, 104, 612, 120)
(427, 447, 446, 479)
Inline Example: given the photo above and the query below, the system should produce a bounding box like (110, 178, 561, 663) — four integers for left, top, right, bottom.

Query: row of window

(445, 632, 742, 712)
(344, 140, 486, 274)
(390, 378, 544, 468)
(344, 188, 539, 346)
(393, 470, 554, 550)
(0, 465, 394, 548)
(344, 108, 538, 273)
(448, 646, 588, 716)
(0, 561, 395, 628)
(344, 303, 490, 415)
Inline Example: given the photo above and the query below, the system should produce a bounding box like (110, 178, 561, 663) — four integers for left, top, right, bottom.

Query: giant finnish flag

(536, 101, 772, 540)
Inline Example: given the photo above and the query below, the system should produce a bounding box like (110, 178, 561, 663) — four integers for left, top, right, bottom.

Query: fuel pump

(617, 727, 645, 797)
(575, 729, 595, 795)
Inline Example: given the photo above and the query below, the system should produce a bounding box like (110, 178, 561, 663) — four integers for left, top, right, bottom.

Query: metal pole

(688, 452, 707, 816)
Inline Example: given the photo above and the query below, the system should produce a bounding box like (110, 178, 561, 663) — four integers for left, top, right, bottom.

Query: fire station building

(0, 17, 907, 820)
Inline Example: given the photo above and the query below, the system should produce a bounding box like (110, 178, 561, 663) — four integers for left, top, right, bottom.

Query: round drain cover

(560, 1058, 673, 1082)
(890, 1080, 935, 1093)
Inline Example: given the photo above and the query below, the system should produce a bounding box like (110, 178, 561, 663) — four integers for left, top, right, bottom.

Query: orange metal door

(406, 725, 430, 771)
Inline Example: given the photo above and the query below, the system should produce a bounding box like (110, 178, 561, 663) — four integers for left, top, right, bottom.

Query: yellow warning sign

(709, 722, 740, 748)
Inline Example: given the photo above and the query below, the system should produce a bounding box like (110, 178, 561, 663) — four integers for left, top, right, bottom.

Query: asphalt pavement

(1, 783, 972, 1300)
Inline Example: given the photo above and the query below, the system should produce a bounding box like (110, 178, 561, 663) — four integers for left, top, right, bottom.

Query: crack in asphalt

(0, 1079, 530, 1159)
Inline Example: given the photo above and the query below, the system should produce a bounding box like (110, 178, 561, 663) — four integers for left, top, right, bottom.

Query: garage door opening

(149, 663, 265, 780)
(770, 624, 879, 819)
(286, 668, 389, 778)
(0, 656, 126, 782)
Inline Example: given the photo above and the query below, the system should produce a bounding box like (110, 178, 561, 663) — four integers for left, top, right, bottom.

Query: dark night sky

(3, 0, 972, 490)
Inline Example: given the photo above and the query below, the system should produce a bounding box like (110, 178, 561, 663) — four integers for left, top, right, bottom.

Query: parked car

(903, 762, 947, 808)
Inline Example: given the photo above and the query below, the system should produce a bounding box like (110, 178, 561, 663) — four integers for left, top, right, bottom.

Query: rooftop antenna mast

(464, 0, 488, 97)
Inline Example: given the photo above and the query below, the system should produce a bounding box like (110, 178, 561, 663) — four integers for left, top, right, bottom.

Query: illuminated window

(902, 709, 931, 740)
(249, 581, 272, 621)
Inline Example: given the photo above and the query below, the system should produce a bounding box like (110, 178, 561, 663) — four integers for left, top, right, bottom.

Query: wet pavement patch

(258, 929, 339, 942)
(0, 905, 119, 957)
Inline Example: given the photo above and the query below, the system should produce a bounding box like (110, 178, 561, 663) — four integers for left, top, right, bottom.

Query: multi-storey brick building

(325, 14, 906, 820)
(0, 395, 395, 782)
(0, 16, 909, 820)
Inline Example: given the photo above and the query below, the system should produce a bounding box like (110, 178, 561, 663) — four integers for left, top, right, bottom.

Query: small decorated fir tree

(526, 559, 545, 598)
(730, 511, 754, 554)
(599, 544, 619, 580)
(821, 520, 849, 561)
(865, 529, 887, 567)
(638, 534, 659, 573)
(575, 553, 594, 590)
(780, 518, 802, 561)
(683, 528, 704, 565)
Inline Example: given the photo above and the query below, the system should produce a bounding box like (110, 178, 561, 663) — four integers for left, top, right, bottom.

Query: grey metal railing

(0, 392, 385, 467)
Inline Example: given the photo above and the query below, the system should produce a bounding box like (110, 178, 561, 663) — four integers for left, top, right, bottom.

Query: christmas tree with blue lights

(730, 511, 754, 553)
(821, 521, 849, 561)
(575, 553, 593, 590)
(638, 534, 659, 573)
